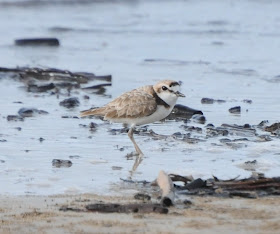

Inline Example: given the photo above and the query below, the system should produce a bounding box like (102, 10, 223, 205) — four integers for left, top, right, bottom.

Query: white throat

(157, 91, 178, 108)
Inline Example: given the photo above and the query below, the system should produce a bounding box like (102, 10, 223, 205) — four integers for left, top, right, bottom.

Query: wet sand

(1, 194, 280, 234)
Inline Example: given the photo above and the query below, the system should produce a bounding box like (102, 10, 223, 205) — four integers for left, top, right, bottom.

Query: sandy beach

(1, 194, 280, 234)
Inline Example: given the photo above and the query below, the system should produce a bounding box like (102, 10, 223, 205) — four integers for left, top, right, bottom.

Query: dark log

(86, 203, 168, 214)
(15, 38, 60, 46)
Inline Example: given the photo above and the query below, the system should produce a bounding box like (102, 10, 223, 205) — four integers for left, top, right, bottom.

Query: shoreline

(1, 194, 280, 233)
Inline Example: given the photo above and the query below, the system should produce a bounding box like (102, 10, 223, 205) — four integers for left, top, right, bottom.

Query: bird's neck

(152, 89, 171, 109)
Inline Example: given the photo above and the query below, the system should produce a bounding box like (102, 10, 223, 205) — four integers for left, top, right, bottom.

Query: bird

(80, 80, 185, 155)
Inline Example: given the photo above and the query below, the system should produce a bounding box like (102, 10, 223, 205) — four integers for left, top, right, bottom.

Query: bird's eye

(162, 86, 167, 91)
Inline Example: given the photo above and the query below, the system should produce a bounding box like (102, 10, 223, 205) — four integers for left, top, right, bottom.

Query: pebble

(7, 115, 24, 121)
(191, 114, 206, 124)
(229, 106, 241, 114)
(59, 97, 80, 108)
(61, 116, 79, 119)
(134, 193, 151, 201)
(52, 159, 73, 168)
(112, 166, 123, 170)
(38, 137, 45, 142)
(201, 98, 226, 104)
(69, 155, 81, 159)
(18, 108, 49, 117)
(243, 99, 253, 104)
(89, 122, 98, 130)
(27, 83, 55, 93)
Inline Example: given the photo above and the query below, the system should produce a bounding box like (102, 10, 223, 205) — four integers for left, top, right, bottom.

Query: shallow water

(0, 0, 279, 195)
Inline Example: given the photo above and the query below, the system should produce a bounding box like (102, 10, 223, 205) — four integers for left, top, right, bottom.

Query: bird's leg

(128, 127, 144, 156)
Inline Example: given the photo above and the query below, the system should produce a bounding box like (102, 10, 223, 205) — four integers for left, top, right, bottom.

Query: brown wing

(103, 87, 157, 119)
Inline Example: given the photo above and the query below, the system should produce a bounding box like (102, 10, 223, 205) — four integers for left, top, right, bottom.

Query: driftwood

(157, 170, 175, 207)
(86, 203, 168, 214)
(59, 203, 169, 214)
(213, 177, 280, 190)
(171, 174, 280, 198)
(0, 66, 112, 83)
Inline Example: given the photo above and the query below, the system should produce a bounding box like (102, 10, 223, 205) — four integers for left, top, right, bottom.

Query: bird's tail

(80, 107, 105, 117)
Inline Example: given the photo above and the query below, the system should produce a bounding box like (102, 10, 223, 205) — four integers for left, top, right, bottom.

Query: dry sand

(0, 194, 280, 234)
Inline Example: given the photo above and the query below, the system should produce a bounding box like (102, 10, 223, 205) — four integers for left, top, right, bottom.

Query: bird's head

(153, 80, 185, 106)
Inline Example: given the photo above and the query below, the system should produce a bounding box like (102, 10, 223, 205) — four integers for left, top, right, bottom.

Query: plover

(81, 80, 185, 155)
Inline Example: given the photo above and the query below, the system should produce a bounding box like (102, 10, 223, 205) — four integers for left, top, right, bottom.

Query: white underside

(107, 105, 173, 127)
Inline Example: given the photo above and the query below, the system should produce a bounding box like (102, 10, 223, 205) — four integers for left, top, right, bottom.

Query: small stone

(183, 199, 192, 205)
(7, 115, 24, 121)
(220, 138, 231, 143)
(245, 160, 257, 164)
(191, 114, 206, 124)
(89, 122, 98, 130)
(216, 99, 226, 103)
(59, 97, 80, 108)
(28, 83, 55, 93)
(201, 98, 214, 104)
(39, 137, 45, 142)
(229, 106, 241, 114)
(18, 108, 49, 117)
(243, 99, 252, 104)
(257, 135, 272, 142)
(52, 159, 72, 168)
(112, 166, 122, 170)
(243, 124, 251, 128)
(134, 193, 151, 201)
(61, 116, 79, 119)
(185, 178, 205, 190)
(69, 155, 81, 159)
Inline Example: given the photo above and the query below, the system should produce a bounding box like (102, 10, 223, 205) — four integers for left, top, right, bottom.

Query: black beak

(175, 91, 185, 97)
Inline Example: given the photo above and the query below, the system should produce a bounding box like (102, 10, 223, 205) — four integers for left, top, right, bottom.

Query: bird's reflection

(126, 152, 144, 178)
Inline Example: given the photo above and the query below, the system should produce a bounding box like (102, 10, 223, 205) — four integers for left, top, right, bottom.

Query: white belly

(110, 106, 173, 126)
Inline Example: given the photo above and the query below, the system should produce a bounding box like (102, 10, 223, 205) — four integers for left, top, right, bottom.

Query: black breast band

(152, 90, 170, 108)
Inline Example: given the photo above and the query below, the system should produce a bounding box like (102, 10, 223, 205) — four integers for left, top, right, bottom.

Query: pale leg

(128, 127, 144, 156)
